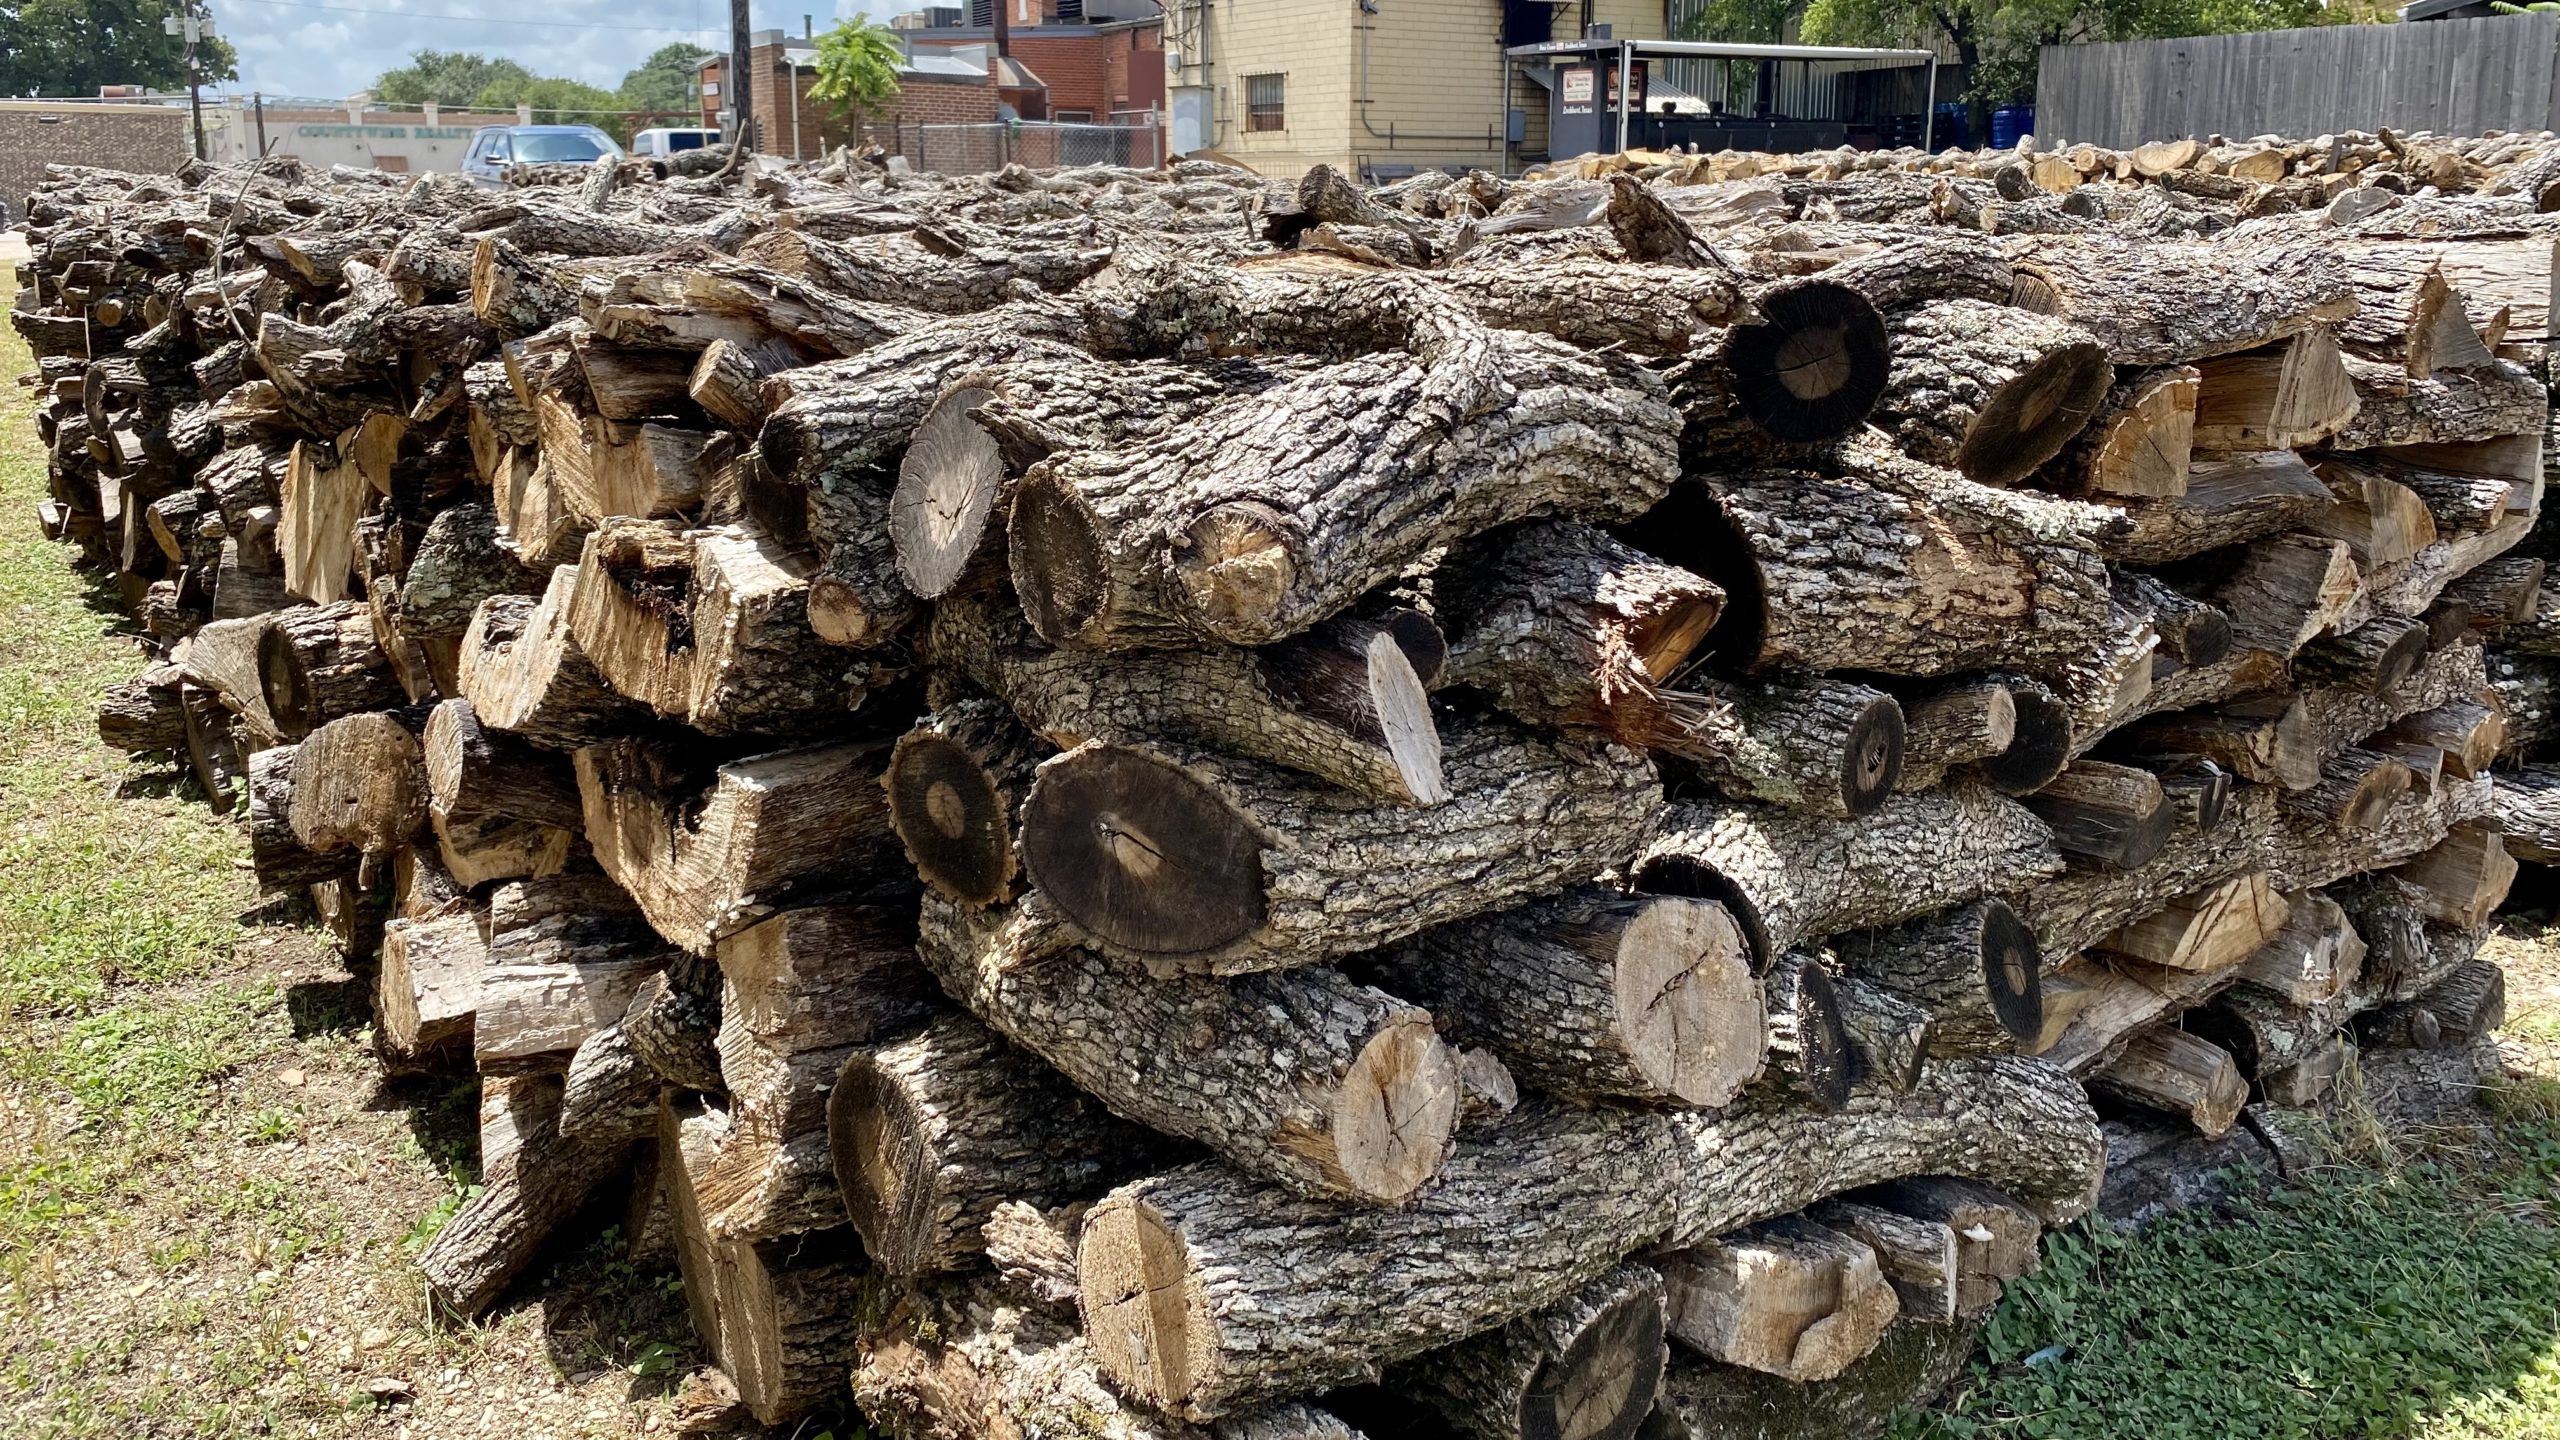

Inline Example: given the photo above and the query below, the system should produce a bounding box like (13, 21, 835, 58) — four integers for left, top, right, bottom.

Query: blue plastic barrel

(1991, 105, 2035, 150)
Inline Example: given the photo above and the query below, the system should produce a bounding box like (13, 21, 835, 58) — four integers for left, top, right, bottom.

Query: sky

(210, 0, 877, 103)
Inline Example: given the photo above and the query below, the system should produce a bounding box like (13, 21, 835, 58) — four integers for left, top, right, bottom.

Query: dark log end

(2423, 598, 2475, 650)
(1957, 340, 2114, 487)
(885, 729, 1018, 907)
(1975, 687, 2072, 795)
(2181, 609, 2234, 668)
(2368, 623, 2433, 695)
(256, 622, 316, 739)
(1782, 961, 1855, 1113)
(736, 447, 811, 551)
(1021, 744, 1270, 959)
(1380, 606, 1450, 688)
(891, 386, 1007, 600)
(827, 1051, 933, 1276)
(1722, 281, 1891, 445)
(1522, 1280, 1668, 1440)
(1175, 501, 1303, 646)
(1841, 696, 1907, 819)
(1008, 469, 1111, 646)
(1976, 899, 2045, 1045)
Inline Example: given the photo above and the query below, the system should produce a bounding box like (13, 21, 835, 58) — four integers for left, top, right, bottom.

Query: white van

(630, 128, 722, 158)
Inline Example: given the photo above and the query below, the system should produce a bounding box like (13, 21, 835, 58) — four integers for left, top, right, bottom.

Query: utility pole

(165, 3, 210, 160)
(728, 0, 755, 162)
(253, 90, 267, 156)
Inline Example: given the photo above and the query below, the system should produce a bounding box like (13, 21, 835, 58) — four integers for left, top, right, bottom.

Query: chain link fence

(894, 118, 1163, 174)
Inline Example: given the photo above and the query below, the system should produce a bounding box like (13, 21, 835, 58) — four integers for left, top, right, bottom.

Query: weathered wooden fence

(2037, 14, 2560, 150)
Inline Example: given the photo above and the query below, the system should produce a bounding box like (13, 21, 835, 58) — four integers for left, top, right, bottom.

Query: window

(1245, 72, 1285, 132)
(1055, 109, 1093, 122)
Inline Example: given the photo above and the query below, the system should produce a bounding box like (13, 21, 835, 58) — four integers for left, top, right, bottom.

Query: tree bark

(1825, 899, 2043, 1057)
(1872, 299, 2112, 485)
(256, 600, 401, 740)
(2334, 355, 2547, 450)
(417, 1072, 632, 1319)
(2007, 240, 2356, 364)
(1391, 1264, 1670, 1440)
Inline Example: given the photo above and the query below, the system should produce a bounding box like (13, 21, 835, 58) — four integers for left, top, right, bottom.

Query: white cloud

(208, 0, 725, 100)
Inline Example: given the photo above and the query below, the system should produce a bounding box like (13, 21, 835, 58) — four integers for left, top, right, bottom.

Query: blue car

(460, 124, 623, 186)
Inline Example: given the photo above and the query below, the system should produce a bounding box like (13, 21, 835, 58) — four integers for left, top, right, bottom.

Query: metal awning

(1502, 35, 1942, 155)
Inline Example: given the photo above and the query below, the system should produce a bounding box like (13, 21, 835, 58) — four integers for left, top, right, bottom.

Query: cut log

(420, 696, 583, 829)
(2279, 746, 2413, 829)
(1826, 898, 2042, 1056)
(2369, 957, 2508, 1048)
(257, 600, 401, 740)
(1807, 1201, 1959, 1325)
(1891, 678, 2015, 793)
(417, 1072, 631, 1319)
(1359, 889, 1764, 1109)
(2207, 534, 2362, 658)
(2022, 761, 2174, 871)
(1758, 953, 1855, 1112)
(245, 745, 355, 891)
(2235, 890, 2366, 1005)
(376, 912, 487, 1063)
(1850, 1176, 2043, 1317)
(2104, 451, 2336, 567)
(2308, 462, 2438, 571)
(2043, 365, 2199, 499)
(2125, 694, 2321, 790)
(885, 697, 1045, 908)
(474, 915, 668, 1072)
(2447, 554, 2546, 627)
(2096, 871, 2290, 974)
(285, 710, 427, 857)
(2493, 764, 2560, 861)
(932, 592, 1446, 807)
(2006, 240, 2355, 365)
(1871, 299, 2112, 485)
(2389, 821, 2518, 928)
(575, 736, 901, 954)
(1836, 979, 1933, 1094)
(1017, 715, 1660, 975)
(2189, 328, 2359, 451)
(1008, 333, 1680, 649)
(1657, 1217, 1900, 1383)
(2334, 355, 2548, 451)
(829, 1013, 1172, 1278)
(2294, 615, 2431, 695)
(458, 575, 646, 747)
(2090, 1027, 2249, 1138)
(1636, 787, 2063, 963)
(919, 895, 1462, 1206)
(1651, 676, 1906, 819)
(1393, 1264, 1670, 1440)
(1073, 1057, 2102, 1419)
(96, 666, 187, 752)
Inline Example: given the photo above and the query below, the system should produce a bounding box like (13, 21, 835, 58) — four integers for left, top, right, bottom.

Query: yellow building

(1162, 0, 1670, 180)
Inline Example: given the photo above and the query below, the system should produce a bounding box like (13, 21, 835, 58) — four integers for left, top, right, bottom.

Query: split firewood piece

(2043, 365, 2199, 499)
(1358, 888, 1764, 1109)
(2366, 958, 2508, 1051)
(2330, 245, 2484, 377)
(2188, 985, 2357, 1085)
(2390, 821, 2519, 928)
(1392, 1263, 1668, 1440)
(1828, 899, 2043, 1057)
(2096, 871, 2290, 974)
(885, 698, 1045, 908)
(2189, 327, 2359, 451)
(96, 664, 187, 752)
(2127, 693, 2320, 789)
(2261, 1034, 2352, 1107)
(1681, 455, 2119, 679)
(687, 334, 800, 431)
(286, 710, 427, 857)
(1658, 1217, 1900, 1383)
(575, 736, 901, 954)
(433, 810, 575, 888)
(1637, 787, 2062, 963)
(1436, 521, 1722, 705)
(982, 1199, 1083, 1314)
(1870, 299, 2111, 485)
(661, 1100, 864, 1426)
(2006, 241, 2355, 366)
(2204, 534, 2362, 658)
(1017, 714, 1659, 975)
(558, 1021, 660, 1145)
(2494, 764, 2560, 862)
(931, 591, 1444, 807)
(1808, 1200, 1960, 1324)
(376, 912, 487, 1063)
(418, 1072, 632, 1319)
(2131, 754, 2234, 834)
(397, 501, 542, 658)
(278, 413, 402, 604)
(2295, 615, 2432, 696)
(1757, 954, 1855, 1112)
(179, 684, 247, 814)
(891, 353, 1308, 601)
(1009, 334, 1679, 650)
(2234, 889, 2366, 1005)
(829, 1013, 1174, 1278)
(2024, 760, 2174, 871)
(2334, 355, 2548, 451)
(2091, 1027, 2249, 1138)
(2307, 461, 2438, 571)
(2279, 747, 2413, 829)
(1853, 1176, 2044, 1316)
(693, 903, 941, 1242)
(2447, 554, 2546, 628)
(246, 745, 356, 891)
(2104, 451, 2336, 567)
(256, 600, 401, 740)
(1074, 1057, 2102, 1420)
(459, 573, 647, 747)
(421, 696, 582, 830)
(918, 895, 1461, 1206)
(474, 909, 671, 1073)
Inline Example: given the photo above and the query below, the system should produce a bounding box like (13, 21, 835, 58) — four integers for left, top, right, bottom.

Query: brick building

(2, 102, 190, 215)
(701, 33, 1001, 160)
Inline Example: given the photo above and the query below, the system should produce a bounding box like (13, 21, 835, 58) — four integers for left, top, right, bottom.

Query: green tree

(473, 73, 626, 137)
(0, 0, 237, 98)
(617, 40, 713, 121)
(373, 49, 536, 107)
(808, 16, 903, 131)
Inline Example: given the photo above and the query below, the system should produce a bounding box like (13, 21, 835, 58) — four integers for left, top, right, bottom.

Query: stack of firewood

(10, 132, 2549, 1440)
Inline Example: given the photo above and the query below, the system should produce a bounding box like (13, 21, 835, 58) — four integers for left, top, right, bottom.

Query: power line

(219, 0, 719, 33)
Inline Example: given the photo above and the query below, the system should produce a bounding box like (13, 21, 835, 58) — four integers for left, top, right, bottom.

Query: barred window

(1245, 73, 1286, 132)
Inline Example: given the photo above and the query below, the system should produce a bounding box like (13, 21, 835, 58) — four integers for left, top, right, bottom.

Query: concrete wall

(1, 103, 190, 214)
(211, 107, 523, 173)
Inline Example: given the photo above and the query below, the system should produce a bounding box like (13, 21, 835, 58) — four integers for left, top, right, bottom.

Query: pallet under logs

(20, 132, 2554, 1440)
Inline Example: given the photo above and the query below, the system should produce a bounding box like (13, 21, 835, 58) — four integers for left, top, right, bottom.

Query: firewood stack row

(10, 132, 2550, 1439)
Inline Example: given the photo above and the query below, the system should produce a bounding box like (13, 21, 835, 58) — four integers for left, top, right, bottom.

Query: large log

(2006, 240, 2356, 364)
(917, 895, 1463, 1206)
(1870, 299, 2111, 485)
(1017, 715, 1660, 975)
(1073, 1056, 2103, 1419)
(1825, 898, 2043, 1056)
(458, 572, 647, 747)
(1360, 888, 1764, 1108)
(1391, 1264, 1669, 1440)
